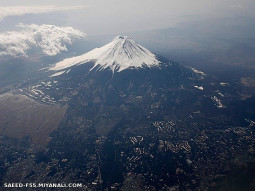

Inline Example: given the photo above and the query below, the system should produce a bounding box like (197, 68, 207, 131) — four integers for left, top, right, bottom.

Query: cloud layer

(0, 23, 86, 57)
(0, 6, 86, 22)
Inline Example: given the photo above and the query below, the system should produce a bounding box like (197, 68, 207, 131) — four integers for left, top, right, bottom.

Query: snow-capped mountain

(4, 32, 254, 191)
(50, 36, 161, 73)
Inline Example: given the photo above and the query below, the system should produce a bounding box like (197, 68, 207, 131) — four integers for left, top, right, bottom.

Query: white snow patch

(211, 96, 225, 108)
(194, 86, 204, 90)
(30, 89, 39, 95)
(34, 89, 44, 95)
(45, 81, 52, 86)
(220, 82, 229, 86)
(191, 67, 206, 76)
(50, 70, 66, 77)
(218, 92, 224, 97)
(245, 119, 255, 127)
(50, 36, 161, 73)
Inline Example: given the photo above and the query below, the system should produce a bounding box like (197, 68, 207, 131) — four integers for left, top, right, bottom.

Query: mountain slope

(3, 36, 255, 191)
(50, 36, 161, 72)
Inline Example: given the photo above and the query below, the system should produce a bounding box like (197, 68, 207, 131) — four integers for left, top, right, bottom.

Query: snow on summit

(50, 36, 161, 72)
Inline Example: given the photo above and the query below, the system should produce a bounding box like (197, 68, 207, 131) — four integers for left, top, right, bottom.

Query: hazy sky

(1, 0, 255, 62)
(0, 0, 255, 35)
(0, 0, 255, 82)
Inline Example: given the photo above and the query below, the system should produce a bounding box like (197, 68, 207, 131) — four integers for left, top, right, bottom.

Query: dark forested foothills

(1, 1, 255, 191)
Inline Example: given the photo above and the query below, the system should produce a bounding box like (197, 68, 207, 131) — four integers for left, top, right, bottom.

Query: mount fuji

(50, 36, 162, 73)
(26, 36, 215, 111)
(3, 35, 254, 191)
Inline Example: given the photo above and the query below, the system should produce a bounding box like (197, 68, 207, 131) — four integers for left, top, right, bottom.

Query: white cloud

(0, 6, 87, 22)
(230, 4, 244, 9)
(0, 23, 86, 57)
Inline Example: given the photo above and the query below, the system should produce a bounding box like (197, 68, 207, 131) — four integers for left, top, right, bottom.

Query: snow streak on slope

(50, 36, 161, 72)
(49, 70, 66, 77)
